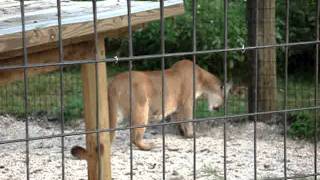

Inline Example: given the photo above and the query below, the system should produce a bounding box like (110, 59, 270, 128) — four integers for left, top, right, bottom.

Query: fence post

(81, 35, 112, 180)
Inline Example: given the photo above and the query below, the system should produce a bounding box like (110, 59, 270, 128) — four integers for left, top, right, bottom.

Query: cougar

(71, 60, 231, 156)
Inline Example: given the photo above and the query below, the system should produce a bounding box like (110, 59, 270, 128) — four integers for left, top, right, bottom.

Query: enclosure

(0, 0, 320, 179)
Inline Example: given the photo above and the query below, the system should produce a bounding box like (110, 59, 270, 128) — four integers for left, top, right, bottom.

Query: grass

(200, 164, 223, 179)
(0, 69, 82, 119)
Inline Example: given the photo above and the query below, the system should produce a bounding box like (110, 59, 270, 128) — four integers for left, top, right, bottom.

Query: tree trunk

(247, 0, 277, 121)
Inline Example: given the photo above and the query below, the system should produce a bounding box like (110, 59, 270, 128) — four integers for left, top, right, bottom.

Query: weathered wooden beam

(0, 41, 93, 86)
(0, 24, 144, 60)
(81, 36, 111, 180)
(0, 23, 144, 85)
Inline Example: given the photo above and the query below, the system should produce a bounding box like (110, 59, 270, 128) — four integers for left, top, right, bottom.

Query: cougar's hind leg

(109, 108, 117, 143)
(108, 91, 118, 143)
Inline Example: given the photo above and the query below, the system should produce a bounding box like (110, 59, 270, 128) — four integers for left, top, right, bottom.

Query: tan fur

(71, 144, 104, 161)
(108, 60, 230, 150)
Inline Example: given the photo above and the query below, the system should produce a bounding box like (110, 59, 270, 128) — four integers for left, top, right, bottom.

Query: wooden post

(81, 35, 111, 180)
(247, 0, 277, 121)
(256, 0, 277, 114)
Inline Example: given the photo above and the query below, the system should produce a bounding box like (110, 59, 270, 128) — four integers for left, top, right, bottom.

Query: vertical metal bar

(126, 0, 134, 179)
(191, 0, 197, 179)
(56, 0, 65, 179)
(314, 0, 320, 179)
(19, 0, 30, 179)
(159, 0, 166, 179)
(92, 0, 102, 179)
(253, 0, 259, 179)
(4, 85, 7, 113)
(284, 0, 289, 179)
(223, 0, 228, 180)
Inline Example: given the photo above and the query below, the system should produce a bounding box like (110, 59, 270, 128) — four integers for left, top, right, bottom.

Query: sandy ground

(0, 115, 319, 180)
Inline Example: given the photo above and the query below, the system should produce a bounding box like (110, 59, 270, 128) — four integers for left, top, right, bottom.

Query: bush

(129, 0, 317, 79)
(112, 0, 247, 79)
(276, 0, 318, 76)
(288, 111, 318, 139)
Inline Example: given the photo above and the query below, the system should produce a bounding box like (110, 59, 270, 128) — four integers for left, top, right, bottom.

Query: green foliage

(131, 0, 317, 78)
(276, 0, 318, 76)
(276, 0, 318, 43)
(288, 111, 317, 139)
(107, 0, 318, 81)
(113, 0, 247, 76)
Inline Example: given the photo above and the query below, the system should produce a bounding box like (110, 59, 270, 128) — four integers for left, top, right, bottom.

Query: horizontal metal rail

(0, 40, 319, 71)
(1, 105, 320, 145)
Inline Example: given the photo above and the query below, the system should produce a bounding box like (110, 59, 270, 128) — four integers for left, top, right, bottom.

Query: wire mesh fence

(0, 0, 320, 179)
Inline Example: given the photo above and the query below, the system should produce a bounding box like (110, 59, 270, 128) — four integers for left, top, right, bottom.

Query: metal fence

(0, 0, 320, 179)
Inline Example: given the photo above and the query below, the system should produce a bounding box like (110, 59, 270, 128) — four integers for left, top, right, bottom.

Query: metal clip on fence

(114, 56, 119, 64)
(241, 44, 246, 54)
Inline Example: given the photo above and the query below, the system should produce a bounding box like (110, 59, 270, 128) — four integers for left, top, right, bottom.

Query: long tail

(71, 86, 117, 160)
(71, 144, 104, 160)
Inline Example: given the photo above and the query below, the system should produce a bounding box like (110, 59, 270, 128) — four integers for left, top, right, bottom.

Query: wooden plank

(0, 0, 33, 9)
(0, 0, 184, 53)
(0, 0, 156, 29)
(0, 24, 144, 60)
(81, 35, 111, 180)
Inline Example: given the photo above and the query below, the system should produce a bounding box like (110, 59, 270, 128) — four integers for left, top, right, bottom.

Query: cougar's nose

(212, 106, 220, 111)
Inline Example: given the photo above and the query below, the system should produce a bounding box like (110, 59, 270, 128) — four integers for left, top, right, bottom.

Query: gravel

(0, 115, 319, 180)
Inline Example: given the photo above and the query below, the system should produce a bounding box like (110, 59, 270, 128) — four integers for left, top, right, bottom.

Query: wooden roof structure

(0, 0, 184, 57)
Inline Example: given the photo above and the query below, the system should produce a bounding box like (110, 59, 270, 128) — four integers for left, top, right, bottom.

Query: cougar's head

(205, 81, 232, 112)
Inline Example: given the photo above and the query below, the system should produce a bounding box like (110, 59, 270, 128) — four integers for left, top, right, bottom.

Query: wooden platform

(0, 0, 184, 56)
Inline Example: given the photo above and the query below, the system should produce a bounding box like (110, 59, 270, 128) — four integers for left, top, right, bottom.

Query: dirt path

(0, 115, 318, 180)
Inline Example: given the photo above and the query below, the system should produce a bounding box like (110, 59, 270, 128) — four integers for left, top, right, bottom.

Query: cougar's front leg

(173, 105, 194, 138)
(132, 103, 154, 150)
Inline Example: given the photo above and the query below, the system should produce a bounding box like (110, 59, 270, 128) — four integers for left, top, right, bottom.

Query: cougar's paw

(135, 141, 155, 151)
(184, 131, 194, 138)
(179, 123, 194, 138)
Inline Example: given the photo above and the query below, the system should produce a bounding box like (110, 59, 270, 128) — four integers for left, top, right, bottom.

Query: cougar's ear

(222, 81, 233, 98)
